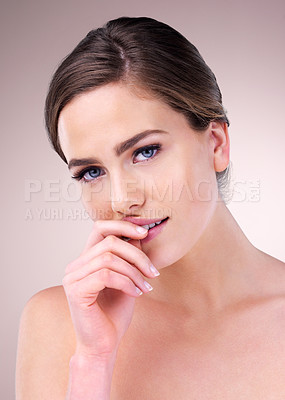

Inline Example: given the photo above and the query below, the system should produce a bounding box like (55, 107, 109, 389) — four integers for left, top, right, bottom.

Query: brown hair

(45, 16, 231, 201)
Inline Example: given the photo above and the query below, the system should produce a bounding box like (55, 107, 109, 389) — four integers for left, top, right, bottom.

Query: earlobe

(210, 121, 230, 172)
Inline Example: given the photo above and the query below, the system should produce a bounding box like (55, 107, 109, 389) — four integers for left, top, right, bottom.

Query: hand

(62, 220, 160, 361)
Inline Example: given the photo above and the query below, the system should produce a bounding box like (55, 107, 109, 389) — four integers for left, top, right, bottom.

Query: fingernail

(144, 281, 153, 291)
(150, 265, 160, 276)
(122, 236, 131, 242)
(136, 287, 143, 295)
(136, 226, 148, 234)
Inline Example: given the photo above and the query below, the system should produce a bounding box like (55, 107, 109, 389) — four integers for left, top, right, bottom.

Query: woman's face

(58, 83, 223, 269)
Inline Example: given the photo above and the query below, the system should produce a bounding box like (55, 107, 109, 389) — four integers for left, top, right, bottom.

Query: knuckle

(101, 252, 114, 264)
(100, 268, 111, 281)
(105, 235, 117, 247)
(125, 277, 134, 290)
(129, 264, 141, 279)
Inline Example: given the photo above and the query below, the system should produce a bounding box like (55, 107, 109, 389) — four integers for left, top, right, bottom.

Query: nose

(110, 173, 145, 215)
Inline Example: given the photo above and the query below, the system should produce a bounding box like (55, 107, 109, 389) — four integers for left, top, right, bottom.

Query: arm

(16, 286, 116, 400)
(16, 286, 109, 399)
(66, 353, 116, 400)
(16, 221, 157, 399)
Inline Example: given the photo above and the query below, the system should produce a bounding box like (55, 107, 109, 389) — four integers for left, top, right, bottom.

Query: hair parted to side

(45, 16, 232, 203)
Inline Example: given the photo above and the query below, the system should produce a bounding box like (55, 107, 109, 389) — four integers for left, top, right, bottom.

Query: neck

(144, 199, 263, 318)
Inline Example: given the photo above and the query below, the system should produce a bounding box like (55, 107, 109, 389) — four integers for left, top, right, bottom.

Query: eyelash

(71, 144, 162, 184)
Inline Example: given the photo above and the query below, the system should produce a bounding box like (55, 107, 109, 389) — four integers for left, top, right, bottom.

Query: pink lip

(140, 217, 169, 244)
(122, 216, 168, 226)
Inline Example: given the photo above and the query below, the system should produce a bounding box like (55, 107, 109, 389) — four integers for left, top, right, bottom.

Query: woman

(16, 16, 285, 399)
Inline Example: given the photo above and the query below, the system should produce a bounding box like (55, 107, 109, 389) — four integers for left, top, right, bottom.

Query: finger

(127, 237, 142, 251)
(64, 253, 154, 295)
(81, 220, 148, 255)
(66, 235, 159, 279)
(67, 269, 145, 300)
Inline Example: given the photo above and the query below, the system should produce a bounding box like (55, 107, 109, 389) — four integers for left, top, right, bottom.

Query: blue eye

(133, 145, 160, 162)
(71, 144, 161, 183)
(71, 166, 103, 183)
(83, 168, 102, 181)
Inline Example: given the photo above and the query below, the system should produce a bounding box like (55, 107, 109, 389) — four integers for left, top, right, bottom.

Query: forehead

(57, 83, 192, 161)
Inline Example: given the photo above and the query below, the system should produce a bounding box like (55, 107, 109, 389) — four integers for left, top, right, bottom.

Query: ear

(209, 121, 230, 172)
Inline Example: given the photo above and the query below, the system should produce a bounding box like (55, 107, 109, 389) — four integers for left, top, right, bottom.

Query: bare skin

(17, 251, 285, 399)
(16, 83, 285, 399)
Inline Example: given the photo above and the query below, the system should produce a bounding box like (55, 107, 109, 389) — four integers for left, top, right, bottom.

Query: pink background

(1, 0, 284, 397)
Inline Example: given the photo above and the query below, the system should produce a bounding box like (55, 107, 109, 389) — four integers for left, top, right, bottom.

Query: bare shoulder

(23, 285, 71, 318)
(259, 249, 285, 289)
(259, 250, 285, 288)
(16, 286, 75, 399)
(19, 285, 74, 342)
(253, 250, 285, 315)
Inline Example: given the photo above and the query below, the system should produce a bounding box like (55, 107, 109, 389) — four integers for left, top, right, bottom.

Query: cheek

(163, 164, 218, 254)
(180, 151, 217, 203)
(81, 184, 113, 221)
(156, 190, 217, 268)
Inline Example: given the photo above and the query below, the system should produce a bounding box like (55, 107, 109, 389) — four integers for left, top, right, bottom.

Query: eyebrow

(68, 129, 169, 170)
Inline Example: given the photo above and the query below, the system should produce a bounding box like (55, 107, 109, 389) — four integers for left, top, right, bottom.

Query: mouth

(141, 217, 169, 231)
(121, 217, 169, 242)
(141, 217, 169, 244)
